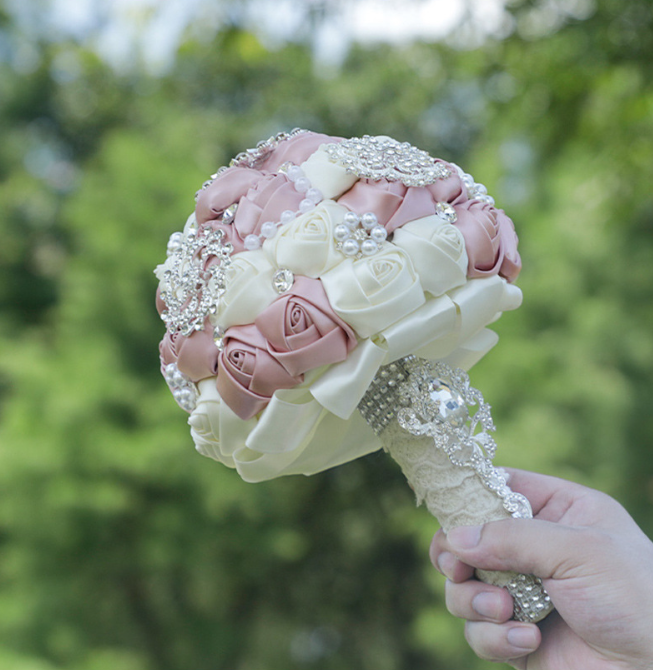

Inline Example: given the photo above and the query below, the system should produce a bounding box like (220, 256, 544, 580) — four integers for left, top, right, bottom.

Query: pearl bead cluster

(241, 163, 324, 251)
(163, 362, 198, 412)
(333, 211, 388, 258)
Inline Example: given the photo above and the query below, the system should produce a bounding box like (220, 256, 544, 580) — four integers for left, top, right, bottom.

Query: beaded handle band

(358, 357, 553, 624)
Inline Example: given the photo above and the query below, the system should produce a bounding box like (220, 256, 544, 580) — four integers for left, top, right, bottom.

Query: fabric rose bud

(257, 131, 340, 172)
(321, 245, 425, 338)
(159, 317, 220, 382)
(263, 200, 348, 278)
(392, 216, 468, 297)
(232, 173, 305, 239)
(255, 276, 358, 377)
(453, 200, 506, 279)
(196, 167, 262, 224)
(216, 324, 303, 420)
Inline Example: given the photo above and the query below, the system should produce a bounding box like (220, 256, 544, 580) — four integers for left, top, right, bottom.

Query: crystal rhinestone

(434, 201, 458, 223)
(213, 327, 225, 350)
(273, 268, 294, 293)
(428, 377, 469, 428)
(222, 203, 238, 225)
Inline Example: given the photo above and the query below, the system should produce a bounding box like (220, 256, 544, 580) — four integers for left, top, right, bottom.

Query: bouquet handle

(358, 358, 553, 624)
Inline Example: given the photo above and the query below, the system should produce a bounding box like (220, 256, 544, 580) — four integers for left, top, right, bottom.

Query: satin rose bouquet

(155, 129, 522, 482)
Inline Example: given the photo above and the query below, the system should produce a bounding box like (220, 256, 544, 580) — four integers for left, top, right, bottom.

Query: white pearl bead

(361, 212, 378, 230)
(299, 198, 314, 213)
(334, 224, 350, 242)
(286, 165, 304, 182)
(164, 364, 177, 381)
(370, 225, 387, 243)
(342, 238, 360, 256)
(305, 187, 323, 204)
(294, 177, 310, 193)
(474, 183, 488, 195)
(343, 211, 360, 228)
(261, 221, 277, 238)
(244, 234, 262, 250)
(361, 239, 378, 256)
(280, 209, 296, 225)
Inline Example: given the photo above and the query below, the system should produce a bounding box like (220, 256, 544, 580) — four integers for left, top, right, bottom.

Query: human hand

(430, 469, 653, 669)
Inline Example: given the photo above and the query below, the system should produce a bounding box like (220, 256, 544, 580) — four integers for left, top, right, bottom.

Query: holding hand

(430, 470, 653, 669)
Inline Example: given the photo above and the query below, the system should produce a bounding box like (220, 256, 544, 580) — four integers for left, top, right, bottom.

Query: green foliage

(1, 1, 653, 668)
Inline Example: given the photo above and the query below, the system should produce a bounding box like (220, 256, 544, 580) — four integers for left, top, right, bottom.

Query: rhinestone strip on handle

(358, 357, 553, 624)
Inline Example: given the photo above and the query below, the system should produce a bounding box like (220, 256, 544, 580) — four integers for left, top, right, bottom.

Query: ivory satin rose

(320, 245, 425, 338)
(263, 200, 348, 278)
(255, 276, 358, 377)
(392, 216, 468, 297)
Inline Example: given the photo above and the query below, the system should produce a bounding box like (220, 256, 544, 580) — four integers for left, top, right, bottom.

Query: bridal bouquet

(155, 129, 522, 482)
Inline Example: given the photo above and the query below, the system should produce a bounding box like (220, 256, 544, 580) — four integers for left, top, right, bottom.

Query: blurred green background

(1, 0, 652, 668)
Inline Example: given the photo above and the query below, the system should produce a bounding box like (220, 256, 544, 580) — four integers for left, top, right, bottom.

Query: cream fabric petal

(376, 294, 458, 363)
(212, 250, 278, 330)
(438, 328, 500, 371)
(321, 248, 426, 339)
(392, 216, 468, 297)
(263, 200, 348, 278)
(309, 337, 388, 420)
(300, 146, 359, 200)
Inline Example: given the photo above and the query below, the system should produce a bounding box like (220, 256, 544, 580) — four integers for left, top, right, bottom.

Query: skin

(429, 469, 653, 670)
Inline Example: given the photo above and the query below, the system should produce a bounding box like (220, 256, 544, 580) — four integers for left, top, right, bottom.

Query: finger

(445, 580, 514, 623)
(430, 530, 474, 582)
(503, 468, 593, 519)
(443, 517, 606, 580)
(464, 620, 541, 665)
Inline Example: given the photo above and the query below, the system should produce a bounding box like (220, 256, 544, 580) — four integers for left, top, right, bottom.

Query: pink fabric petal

(385, 186, 437, 233)
(196, 168, 263, 223)
(258, 132, 341, 171)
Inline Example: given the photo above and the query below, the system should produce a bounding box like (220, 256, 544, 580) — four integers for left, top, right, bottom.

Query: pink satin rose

(453, 200, 521, 282)
(497, 212, 522, 282)
(196, 167, 262, 224)
(197, 168, 305, 248)
(257, 131, 341, 172)
(216, 324, 303, 420)
(255, 276, 358, 377)
(337, 163, 467, 234)
(159, 318, 220, 382)
(233, 173, 304, 239)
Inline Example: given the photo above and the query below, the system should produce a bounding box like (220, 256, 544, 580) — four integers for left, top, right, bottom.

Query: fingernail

(436, 551, 455, 577)
(447, 525, 482, 551)
(506, 626, 538, 651)
(472, 592, 501, 619)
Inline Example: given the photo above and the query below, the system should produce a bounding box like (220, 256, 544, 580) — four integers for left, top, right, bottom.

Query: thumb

(445, 518, 604, 580)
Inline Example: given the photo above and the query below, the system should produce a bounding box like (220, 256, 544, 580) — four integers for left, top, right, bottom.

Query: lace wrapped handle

(358, 357, 553, 624)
